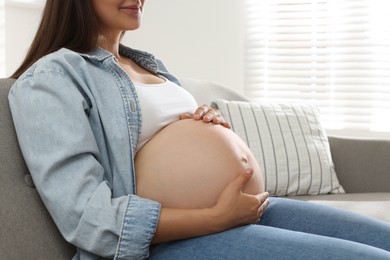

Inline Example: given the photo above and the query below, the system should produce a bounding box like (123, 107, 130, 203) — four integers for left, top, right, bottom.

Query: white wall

(5, 0, 245, 92)
(5, 2, 41, 77)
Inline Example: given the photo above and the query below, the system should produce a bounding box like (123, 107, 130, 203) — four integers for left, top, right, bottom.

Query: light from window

(245, 0, 390, 138)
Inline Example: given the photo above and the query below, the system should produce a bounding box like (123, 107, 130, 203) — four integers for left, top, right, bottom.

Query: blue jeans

(149, 198, 390, 259)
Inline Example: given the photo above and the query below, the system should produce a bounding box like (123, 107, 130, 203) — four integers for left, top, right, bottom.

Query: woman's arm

(152, 169, 270, 243)
(9, 70, 160, 259)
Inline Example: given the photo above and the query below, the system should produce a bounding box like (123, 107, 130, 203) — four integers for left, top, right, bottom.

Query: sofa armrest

(328, 136, 390, 193)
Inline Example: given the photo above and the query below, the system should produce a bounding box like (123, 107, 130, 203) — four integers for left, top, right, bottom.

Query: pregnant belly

(135, 119, 264, 209)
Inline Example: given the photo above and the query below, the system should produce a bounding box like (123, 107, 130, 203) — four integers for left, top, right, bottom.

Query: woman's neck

(97, 32, 122, 59)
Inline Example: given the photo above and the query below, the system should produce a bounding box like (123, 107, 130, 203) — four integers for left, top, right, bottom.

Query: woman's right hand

(211, 168, 270, 231)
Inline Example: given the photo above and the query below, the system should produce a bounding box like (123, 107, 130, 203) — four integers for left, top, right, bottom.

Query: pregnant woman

(9, 0, 390, 259)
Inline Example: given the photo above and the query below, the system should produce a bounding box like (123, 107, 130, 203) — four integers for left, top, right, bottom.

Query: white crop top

(134, 78, 198, 151)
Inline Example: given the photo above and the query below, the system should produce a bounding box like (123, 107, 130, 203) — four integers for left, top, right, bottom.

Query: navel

(241, 155, 248, 164)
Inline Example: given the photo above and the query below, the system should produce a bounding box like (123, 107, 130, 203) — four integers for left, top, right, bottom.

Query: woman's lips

(119, 6, 141, 15)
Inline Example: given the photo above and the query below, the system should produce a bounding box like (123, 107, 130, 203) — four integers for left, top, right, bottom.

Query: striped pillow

(214, 99, 345, 196)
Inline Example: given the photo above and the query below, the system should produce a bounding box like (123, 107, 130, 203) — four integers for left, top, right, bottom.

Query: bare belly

(135, 119, 264, 209)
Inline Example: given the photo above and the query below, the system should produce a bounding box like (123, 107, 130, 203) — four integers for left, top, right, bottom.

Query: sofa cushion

(291, 193, 390, 223)
(214, 99, 344, 197)
(179, 78, 250, 106)
(0, 79, 76, 259)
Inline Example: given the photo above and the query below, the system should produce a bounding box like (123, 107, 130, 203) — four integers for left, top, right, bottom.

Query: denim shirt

(9, 45, 180, 259)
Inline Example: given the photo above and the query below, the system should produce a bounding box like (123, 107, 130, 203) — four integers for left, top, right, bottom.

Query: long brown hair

(11, 0, 99, 79)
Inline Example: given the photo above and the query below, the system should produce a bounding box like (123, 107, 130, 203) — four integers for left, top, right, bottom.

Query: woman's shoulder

(40, 47, 85, 64)
(10, 48, 96, 106)
(18, 48, 87, 80)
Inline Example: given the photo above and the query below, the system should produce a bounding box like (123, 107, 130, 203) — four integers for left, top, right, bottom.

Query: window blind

(244, 0, 390, 137)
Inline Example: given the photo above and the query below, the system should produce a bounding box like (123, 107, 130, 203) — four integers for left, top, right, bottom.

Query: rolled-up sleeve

(9, 69, 161, 259)
(115, 196, 161, 259)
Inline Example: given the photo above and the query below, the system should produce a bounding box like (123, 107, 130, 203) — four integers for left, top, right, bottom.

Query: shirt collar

(79, 44, 159, 73)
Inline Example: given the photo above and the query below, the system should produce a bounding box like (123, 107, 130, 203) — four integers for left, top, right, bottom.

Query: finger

(258, 199, 270, 217)
(193, 105, 209, 120)
(255, 192, 269, 203)
(212, 117, 232, 129)
(179, 113, 193, 120)
(222, 121, 231, 129)
(207, 109, 231, 128)
(231, 168, 253, 192)
(203, 111, 215, 122)
(212, 116, 224, 125)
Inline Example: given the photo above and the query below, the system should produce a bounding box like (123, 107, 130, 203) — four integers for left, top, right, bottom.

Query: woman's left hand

(180, 104, 231, 128)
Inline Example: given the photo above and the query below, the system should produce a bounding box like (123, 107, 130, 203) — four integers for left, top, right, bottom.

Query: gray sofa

(1, 77, 389, 259)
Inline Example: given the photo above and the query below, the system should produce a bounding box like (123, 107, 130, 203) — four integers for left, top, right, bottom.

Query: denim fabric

(8, 45, 176, 259)
(149, 198, 390, 259)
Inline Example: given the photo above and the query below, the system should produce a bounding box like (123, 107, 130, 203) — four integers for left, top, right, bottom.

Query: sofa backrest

(0, 78, 76, 259)
(179, 78, 250, 105)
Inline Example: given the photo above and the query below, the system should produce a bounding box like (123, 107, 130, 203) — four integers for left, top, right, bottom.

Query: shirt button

(130, 101, 136, 112)
(24, 174, 36, 188)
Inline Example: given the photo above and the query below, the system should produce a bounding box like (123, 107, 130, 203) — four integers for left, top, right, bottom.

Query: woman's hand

(211, 168, 270, 231)
(152, 168, 269, 244)
(180, 104, 231, 128)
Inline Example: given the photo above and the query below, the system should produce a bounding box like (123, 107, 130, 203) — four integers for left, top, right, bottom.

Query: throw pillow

(213, 99, 345, 196)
